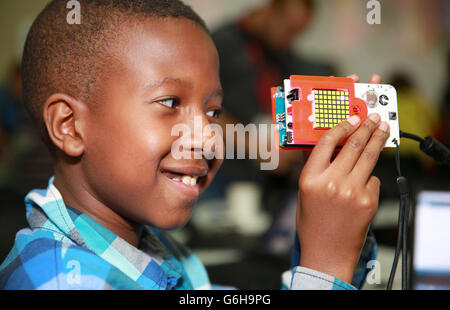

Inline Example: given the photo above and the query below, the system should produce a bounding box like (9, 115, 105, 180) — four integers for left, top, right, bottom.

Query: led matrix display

(314, 89, 350, 129)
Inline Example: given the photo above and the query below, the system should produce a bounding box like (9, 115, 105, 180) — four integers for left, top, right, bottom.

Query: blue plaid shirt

(0, 178, 372, 290)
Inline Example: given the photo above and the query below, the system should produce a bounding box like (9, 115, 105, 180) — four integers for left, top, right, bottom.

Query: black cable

(400, 131, 424, 144)
(400, 131, 450, 166)
(401, 192, 410, 290)
(386, 131, 448, 290)
(394, 138, 402, 176)
(387, 194, 404, 290)
(387, 139, 409, 290)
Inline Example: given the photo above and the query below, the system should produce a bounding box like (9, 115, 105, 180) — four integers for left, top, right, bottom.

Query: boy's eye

(206, 109, 222, 119)
(156, 98, 179, 109)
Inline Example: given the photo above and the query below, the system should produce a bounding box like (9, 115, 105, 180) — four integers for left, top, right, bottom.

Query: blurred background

(0, 0, 449, 290)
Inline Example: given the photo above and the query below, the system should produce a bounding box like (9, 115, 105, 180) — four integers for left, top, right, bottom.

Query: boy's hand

(296, 74, 389, 283)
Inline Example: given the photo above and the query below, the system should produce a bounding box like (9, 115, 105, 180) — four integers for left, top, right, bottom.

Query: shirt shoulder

(0, 229, 140, 290)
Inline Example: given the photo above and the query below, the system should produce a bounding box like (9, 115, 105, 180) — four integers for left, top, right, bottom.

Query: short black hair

(22, 0, 208, 152)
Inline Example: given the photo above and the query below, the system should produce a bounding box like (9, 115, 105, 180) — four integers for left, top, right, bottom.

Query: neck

(53, 160, 143, 248)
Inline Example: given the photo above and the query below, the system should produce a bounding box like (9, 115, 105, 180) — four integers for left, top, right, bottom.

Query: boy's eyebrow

(144, 77, 192, 90)
(209, 88, 224, 101)
(145, 77, 224, 101)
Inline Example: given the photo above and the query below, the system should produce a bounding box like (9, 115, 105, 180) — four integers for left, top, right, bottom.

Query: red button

(353, 106, 361, 114)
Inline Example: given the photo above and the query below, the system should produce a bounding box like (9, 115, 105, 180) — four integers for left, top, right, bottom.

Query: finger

(352, 122, 390, 182)
(330, 113, 382, 174)
(366, 175, 381, 197)
(303, 115, 360, 174)
(273, 124, 280, 149)
(368, 74, 382, 84)
(347, 74, 360, 83)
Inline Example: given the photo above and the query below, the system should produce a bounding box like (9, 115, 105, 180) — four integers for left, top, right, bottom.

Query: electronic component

(271, 75, 400, 150)
(313, 89, 350, 129)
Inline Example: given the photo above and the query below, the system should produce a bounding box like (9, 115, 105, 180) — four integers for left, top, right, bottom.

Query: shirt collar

(24, 177, 183, 289)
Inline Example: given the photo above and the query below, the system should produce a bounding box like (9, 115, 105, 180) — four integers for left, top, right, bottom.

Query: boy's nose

(186, 113, 223, 160)
(186, 114, 211, 158)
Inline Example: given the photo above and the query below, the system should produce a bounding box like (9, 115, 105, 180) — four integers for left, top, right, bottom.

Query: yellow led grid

(314, 89, 350, 129)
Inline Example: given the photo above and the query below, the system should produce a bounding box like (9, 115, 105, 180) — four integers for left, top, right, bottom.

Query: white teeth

(182, 176, 191, 185)
(179, 175, 198, 186)
(170, 174, 199, 186)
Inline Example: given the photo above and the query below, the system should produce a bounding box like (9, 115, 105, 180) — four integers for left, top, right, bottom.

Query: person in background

(206, 0, 334, 257)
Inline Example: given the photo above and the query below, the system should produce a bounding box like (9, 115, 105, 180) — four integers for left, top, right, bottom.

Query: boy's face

(82, 18, 223, 229)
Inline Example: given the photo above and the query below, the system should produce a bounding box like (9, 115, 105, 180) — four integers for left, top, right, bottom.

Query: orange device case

(272, 75, 399, 150)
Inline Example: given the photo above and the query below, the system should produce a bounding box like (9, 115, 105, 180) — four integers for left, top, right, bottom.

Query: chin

(154, 219, 190, 231)
(149, 209, 193, 231)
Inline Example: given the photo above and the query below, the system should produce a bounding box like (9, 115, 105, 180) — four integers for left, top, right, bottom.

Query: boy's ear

(43, 94, 88, 157)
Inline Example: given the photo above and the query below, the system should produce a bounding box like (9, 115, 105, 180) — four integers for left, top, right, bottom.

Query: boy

(0, 0, 389, 290)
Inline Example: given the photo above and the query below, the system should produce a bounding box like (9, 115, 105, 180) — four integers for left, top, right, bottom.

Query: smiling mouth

(160, 171, 202, 199)
(162, 171, 200, 187)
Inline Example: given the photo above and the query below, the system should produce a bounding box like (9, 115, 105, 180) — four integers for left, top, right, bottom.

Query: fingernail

(347, 115, 360, 126)
(372, 74, 382, 83)
(368, 113, 381, 123)
(378, 121, 390, 132)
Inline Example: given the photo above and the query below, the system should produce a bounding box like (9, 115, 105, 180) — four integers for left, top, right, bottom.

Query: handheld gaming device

(271, 75, 400, 150)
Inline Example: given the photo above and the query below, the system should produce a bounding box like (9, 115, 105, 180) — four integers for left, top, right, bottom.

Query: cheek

(200, 157, 223, 196)
(83, 109, 172, 202)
